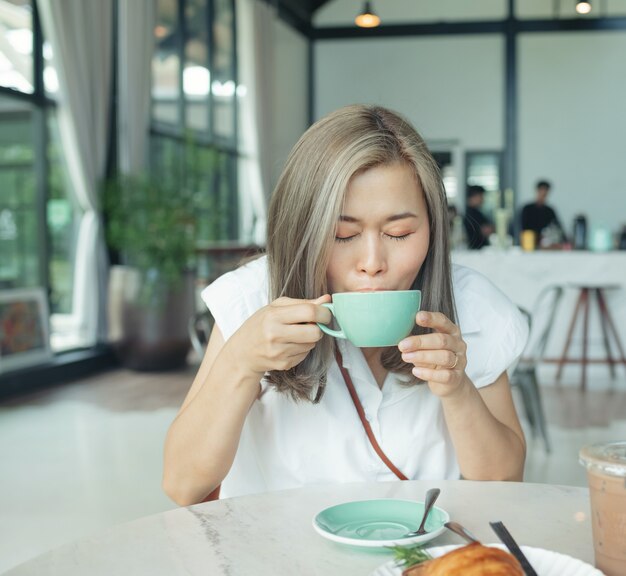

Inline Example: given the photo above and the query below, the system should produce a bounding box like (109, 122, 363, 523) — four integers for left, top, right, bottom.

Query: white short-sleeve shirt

(201, 256, 528, 498)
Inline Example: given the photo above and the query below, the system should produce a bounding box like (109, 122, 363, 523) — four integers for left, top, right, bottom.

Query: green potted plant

(105, 171, 199, 370)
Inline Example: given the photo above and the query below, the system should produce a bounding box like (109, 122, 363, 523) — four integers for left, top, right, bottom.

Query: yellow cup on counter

(520, 230, 535, 251)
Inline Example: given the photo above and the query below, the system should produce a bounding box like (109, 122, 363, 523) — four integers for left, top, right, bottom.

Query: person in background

(463, 185, 494, 250)
(520, 180, 566, 245)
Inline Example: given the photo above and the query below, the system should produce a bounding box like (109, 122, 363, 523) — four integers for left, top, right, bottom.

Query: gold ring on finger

(449, 354, 459, 370)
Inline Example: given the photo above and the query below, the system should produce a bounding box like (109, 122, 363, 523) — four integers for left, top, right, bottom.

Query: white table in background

(453, 249, 626, 365)
(6, 480, 594, 576)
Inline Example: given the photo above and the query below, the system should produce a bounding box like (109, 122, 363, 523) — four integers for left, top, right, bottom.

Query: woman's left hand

(398, 311, 468, 398)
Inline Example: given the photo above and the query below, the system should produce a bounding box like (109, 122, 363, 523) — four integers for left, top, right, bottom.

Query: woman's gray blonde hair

(266, 104, 455, 402)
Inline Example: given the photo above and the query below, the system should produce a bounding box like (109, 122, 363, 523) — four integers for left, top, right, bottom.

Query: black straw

(489, 521, 538, 576)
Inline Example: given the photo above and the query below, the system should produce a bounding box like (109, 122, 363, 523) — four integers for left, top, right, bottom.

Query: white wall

(518, 31, 626, 236)
(315, 35, 504, 149)
(312, 4, 626, 236)
(271, 19, 309, 190)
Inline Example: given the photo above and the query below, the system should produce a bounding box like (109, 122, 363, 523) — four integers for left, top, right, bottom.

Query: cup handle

(316, 303, 346, 339)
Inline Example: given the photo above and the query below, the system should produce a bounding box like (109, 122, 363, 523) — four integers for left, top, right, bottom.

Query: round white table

(6, 480, 594, 576)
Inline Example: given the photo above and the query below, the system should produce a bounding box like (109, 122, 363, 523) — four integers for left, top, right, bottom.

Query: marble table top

(6, 480, 593, 575)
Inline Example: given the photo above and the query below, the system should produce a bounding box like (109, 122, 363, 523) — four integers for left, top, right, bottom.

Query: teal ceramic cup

(317, 290, 421, 347)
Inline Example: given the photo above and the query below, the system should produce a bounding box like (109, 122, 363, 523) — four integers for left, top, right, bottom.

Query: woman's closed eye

(385, 232, 413, 241)
(335, 234, 359, 243)
(335, 231, 414, 243)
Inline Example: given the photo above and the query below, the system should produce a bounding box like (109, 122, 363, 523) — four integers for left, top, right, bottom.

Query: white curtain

(117, 0, 155, 174)
(236, 0, 275, 245)
(38, 0, 113, 345)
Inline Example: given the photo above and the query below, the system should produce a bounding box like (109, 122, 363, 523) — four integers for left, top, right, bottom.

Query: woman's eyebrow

(386, 212, 418, 222)
(338, 212, 418, 223)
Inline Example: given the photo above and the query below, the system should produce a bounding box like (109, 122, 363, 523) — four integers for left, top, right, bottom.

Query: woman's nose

(357, 236, 387, 276)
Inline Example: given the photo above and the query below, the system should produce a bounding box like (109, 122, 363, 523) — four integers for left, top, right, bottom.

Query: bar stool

(555, 284, 626, 391)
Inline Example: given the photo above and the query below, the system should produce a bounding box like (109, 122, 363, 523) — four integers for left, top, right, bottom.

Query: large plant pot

(108, 266, 194, 371)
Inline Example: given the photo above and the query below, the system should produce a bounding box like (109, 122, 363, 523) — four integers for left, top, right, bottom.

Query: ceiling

(271, 0, 333, 32)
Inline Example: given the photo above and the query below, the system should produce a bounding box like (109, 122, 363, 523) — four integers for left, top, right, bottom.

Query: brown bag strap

(201, 349, 407, 502)
(335, 349, 408, 481)
(201, 484, 221, 502)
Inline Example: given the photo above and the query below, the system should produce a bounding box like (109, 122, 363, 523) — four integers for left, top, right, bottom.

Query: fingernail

(417, 312, 429, 322)
(401, 353, 414, 362)
(398, 339, 410, 352)
(413, 367, 425, 378)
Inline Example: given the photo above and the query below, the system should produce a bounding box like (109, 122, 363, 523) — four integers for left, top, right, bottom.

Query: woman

(163, 105, 528, 506)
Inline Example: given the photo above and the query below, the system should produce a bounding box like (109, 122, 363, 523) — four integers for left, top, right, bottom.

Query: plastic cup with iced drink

(579, 441, 626, 576)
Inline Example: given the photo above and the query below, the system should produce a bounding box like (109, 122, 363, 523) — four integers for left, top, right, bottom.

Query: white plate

(370, 544, 605, 576)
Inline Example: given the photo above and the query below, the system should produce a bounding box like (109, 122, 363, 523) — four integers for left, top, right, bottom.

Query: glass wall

(153, 0, 180, 125)
(184, 0, 210, 131)
(466, 151, 502, 213)
(47, 112, 77, 315)
(0, 0, 78, 355)
(1, 0, 242, 365)
(211, 0, 236, 142)
(0, 0, 34, 92)
(0, 96, 38, 289)
(151, 0, 239, 246)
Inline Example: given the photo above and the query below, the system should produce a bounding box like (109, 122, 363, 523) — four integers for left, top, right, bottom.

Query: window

(0, 0, 243, 366)
(211, 0, 236, 142)
(151, 0, 239, 244)
(430, 144, 463, 203)
(432, 151, 458, 202)
(153, 0, 180, 126)
(0, 0, 34, 93)
(0, 0, 80, 353)
(466, 151, 503, 214)
(184, 0, 210, 131)
(0, 96, 38, 289)
(47, 111, 77, 316)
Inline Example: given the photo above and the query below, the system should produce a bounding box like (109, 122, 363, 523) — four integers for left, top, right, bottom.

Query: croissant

(402, 543, 524, 576)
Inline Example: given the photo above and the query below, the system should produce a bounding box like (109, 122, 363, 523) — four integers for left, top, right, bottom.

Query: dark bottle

(619, 225, 626, 250)
(573, 215, 587, 250)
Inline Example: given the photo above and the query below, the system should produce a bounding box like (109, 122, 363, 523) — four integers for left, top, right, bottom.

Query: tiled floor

(0, 361, 624, 574)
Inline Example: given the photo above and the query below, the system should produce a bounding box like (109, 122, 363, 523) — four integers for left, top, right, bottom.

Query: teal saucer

(312, 498, 449, 548)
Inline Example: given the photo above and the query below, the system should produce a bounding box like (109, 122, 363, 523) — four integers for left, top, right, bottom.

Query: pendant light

(576, 0, 592, 14)
(355, 1, 380, 28)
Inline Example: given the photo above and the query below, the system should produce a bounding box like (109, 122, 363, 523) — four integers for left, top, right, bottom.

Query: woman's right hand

(227, 294, 332, 377)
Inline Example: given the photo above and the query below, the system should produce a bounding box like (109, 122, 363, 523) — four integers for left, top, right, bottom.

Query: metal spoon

(444, 520, 480, 544)
(404, 488, 441, 537)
